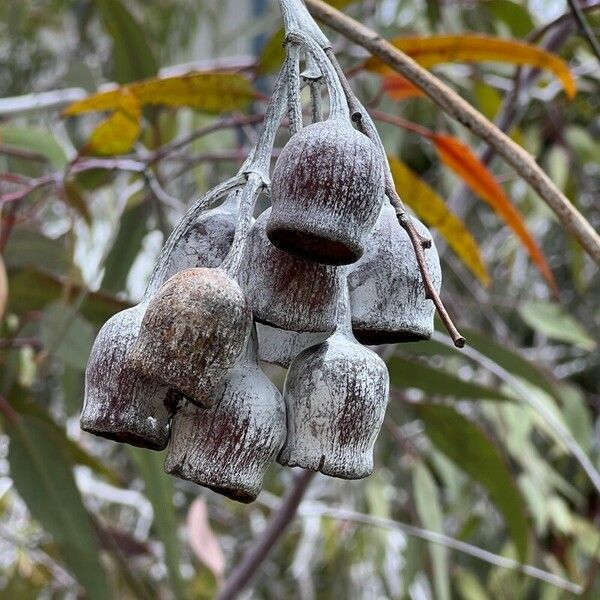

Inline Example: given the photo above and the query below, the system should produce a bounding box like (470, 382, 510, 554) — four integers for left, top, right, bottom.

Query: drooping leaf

(8, 268, 131, 326)
(413, 462, 450, 600)
(64, 73, 256, 116)
(132, 72, 256, 111)
(7, 415, 110, 599)
(414, 402, 530, 562)
(382, 74, 425, 101)
(94, 0, 157, 84)
(388, 156, 490, 285)
(87, 89, 141, 155)
(187, 497, 226, 583)
(431, 134, 557, 293)
(130, 448, 185, 599)
(9, 387, 121, 485)
(519, 302, 596, 351)
(365, 35, 576, 99)
(388, 354, 511, 402)
(63, 182, 93, 225)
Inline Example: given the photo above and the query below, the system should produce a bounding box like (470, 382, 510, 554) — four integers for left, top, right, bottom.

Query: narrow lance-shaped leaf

(7, 415, 111, 599)
(413, 462, 450, 600)
(431, 134, 558, 294)
(63, 72, 256, 116)
(365, 34, 576, 99)
(414, 402, 530, 562)
(388, 156, 490, 286)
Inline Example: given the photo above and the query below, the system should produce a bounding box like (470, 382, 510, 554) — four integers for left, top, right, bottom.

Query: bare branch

(217, 470, 315, 600)
(567, 0, 600, 62)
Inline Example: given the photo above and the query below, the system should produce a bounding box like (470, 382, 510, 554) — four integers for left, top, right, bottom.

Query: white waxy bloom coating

(256, 323, 329, 368)
(240, 208, 341, 333)
(278, 330, 389, 480)
(165, 331, 286, 503)
(267, 119, 385, 266)
(348, 201, 441, 344)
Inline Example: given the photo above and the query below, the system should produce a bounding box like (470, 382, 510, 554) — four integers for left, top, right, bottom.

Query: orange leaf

(432, 134, 557, 293)
(388, 156, 490, 286)
(382, 75, 425, 101)
(365, 34, 576, 99)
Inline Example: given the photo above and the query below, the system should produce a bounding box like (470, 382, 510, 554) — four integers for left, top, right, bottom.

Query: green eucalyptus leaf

(414, 402, 530, 562)
(7, 415, 110, 599)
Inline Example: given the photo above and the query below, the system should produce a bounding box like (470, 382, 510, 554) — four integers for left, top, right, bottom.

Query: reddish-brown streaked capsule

(164, 330, 286, 503)
(278, 329, 389, 479)
(128, 267, 252, 406)
(240, 208, 341, 333)
(267, 119, 385, 266)
(81, 305, 176, 450)
(348, 201, 441, 344)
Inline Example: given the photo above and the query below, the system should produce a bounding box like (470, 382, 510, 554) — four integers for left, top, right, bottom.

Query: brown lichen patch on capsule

(128, 268, 252, 406)
(349, 203, 441, 344)
(277, 332, 389, 480)
(267, 119, 385, 266)
(81, 306, 173, 450)
(240, 209, 340, 333)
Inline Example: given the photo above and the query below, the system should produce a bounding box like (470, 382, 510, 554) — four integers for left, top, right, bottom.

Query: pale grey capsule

(256, 322, 329, 368)
(267, 119, 385, 266)
(128, 268, 252, 407)
(80, 305, 176, 450)
(164, 331, 286, 503)
(278, 331, 389, 479)
(161, 191, 239, 280)
(239, 209, 340, 332)
(348, 202, 441, 344)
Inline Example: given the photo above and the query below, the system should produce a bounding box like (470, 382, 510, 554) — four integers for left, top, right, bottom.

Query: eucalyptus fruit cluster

(81, 1, 442, 503)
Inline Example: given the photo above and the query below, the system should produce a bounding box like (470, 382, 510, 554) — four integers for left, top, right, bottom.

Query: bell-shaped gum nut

(278, 331, 389, 479)
(161, 191, 240, 281)
(164, 331, 286, 503)
(239, 209, 341, 333)
(256, 323, 329, 368)
(81, 306, 177, 450)
(128, 267, 252, 406)
(348, 203, 441, 344)
(267, 119, 385, 266)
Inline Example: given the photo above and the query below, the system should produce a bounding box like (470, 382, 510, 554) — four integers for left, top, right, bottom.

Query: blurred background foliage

(0, 0, 599, 598)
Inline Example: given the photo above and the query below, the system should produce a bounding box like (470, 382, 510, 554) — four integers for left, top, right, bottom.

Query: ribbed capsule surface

(165, 333, 286, 503)
(240, 209, 340, 332)
(256, 323, 329, 368)
(128, 268, 252, 406)
(81, 306, 175, 450)
(348, 203, 441, 344)
(161, 192, 239, 280)
(267, 119, 385, 266)
(278, 331, 389, 479)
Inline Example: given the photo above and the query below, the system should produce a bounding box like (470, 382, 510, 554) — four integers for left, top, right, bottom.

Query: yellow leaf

(62, 89, 122, 116)
(87, 90, 141, 155)
(388, 156, 490, 286)
(431, 134, 557, 294)
(63, 72, 256, 117)
(366, 35, 576, 99)
(130, 72, 256, 112)
(0, 255, 7, 320)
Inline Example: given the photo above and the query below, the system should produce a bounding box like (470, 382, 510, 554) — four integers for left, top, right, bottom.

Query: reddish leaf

(432, 134, 557, 293)
(187, 497, 225, 583)
(382, 74, 425, 101)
